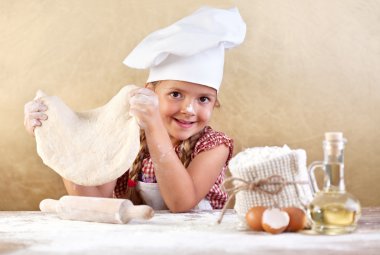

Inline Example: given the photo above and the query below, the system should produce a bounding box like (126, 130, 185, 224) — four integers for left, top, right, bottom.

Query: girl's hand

(129, 88, 160, 130)
(24, 93, 48, 136)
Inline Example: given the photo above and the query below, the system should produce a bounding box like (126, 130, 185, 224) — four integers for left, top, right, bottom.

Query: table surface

(1, 207, 380, 255)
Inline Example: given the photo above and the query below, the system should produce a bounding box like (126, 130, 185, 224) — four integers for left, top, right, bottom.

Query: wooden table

(1, 208, 379, 255)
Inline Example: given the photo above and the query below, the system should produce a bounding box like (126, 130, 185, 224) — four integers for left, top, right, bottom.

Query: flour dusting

(185, 103, 195, 114)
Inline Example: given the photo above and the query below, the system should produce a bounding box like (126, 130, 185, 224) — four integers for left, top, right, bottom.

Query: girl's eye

(199, 97, 210, 103)
(170, 92, 182, 99)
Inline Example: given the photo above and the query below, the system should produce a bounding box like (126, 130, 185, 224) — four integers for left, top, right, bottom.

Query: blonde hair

(124, 81, 218, 204)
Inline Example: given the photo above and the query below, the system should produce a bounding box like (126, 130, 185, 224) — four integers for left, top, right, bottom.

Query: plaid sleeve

(193, 126, 234, 164)
(193, 126, 234, 209)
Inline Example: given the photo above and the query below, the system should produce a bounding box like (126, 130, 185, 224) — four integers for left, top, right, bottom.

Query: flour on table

(34, 85, 140, 186)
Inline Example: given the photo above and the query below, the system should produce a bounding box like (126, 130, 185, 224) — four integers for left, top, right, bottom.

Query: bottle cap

(325, 132, 343, 141)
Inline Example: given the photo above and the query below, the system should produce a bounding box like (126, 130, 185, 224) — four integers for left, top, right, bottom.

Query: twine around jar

(217, 175, 309, 224)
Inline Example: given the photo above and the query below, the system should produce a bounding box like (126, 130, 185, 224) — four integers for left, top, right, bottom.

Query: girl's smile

(174, 118, 195, 129)
(153, 80, 217, 145)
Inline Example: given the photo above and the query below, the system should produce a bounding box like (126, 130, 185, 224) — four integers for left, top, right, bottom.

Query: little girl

(24, 7, 246, 212)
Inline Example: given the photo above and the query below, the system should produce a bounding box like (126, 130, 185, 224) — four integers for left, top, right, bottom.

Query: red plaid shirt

(114, 126, 233, 209)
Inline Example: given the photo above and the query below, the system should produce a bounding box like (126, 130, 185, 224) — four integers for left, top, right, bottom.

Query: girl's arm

(62, 178, 116, 198)
(144, 121, 229, 212)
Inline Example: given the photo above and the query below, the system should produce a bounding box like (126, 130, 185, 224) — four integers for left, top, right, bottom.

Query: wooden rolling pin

(39, 195, 154, 224)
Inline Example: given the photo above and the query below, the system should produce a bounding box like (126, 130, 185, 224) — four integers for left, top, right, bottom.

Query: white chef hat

(123, 6, 246, 92)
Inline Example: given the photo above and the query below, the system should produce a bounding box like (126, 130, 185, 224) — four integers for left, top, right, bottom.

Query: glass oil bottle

(307, 132, 361, 235)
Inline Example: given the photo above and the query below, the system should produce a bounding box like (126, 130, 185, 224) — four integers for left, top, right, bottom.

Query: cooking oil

(308, 192, 360, 234)
(307, 132, 361, 235)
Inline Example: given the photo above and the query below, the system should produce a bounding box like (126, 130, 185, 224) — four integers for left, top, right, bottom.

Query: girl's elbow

(167, 198, 198, 213)
(169, 206, 190, 213)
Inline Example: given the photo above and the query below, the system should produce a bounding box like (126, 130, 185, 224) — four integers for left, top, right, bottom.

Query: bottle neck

(323, 139, 346, 192)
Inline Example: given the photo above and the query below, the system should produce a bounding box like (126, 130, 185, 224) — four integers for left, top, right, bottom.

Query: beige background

(1, 0, 379, 210)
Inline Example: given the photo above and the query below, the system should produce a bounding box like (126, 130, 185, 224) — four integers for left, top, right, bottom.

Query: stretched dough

(34, 85, 140, 186)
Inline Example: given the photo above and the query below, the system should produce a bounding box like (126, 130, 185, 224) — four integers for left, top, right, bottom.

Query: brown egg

(283, 207, 307, 232)
(245, 206, 267, 231)
(261, 208, 290, 234)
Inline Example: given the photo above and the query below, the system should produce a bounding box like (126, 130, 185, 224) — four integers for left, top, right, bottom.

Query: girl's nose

(181, 101, 196, 115)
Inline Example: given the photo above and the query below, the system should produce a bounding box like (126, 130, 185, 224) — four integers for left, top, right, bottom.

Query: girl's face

(153, 80, 217, 145)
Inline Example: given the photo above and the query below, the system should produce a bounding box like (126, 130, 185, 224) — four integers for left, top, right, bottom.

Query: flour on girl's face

(185, 103, 195, 114)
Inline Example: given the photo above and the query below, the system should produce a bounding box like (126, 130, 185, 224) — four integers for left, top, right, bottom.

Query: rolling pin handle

(39, 198, 59, 213)
(121, 205, 154, 223)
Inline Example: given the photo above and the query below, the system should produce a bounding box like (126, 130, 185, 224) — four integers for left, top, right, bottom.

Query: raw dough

(34, 85, 140, 186)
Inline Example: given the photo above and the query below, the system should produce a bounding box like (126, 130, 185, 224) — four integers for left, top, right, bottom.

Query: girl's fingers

(129, 108, 146, 129)
(29, 112, 48, 121)
(25, 118, 41, 135)
(130, 93, 158, 106)
(129, 87, 155, 98)
(32, 119, 42, 127)
(24, 100, 48, 114)
(24, 98, 48, 136)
